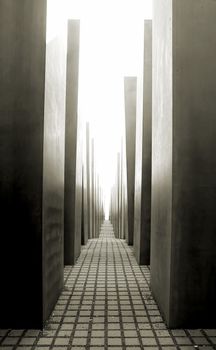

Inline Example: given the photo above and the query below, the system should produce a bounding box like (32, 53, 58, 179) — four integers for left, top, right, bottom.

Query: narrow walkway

(0, 221, 216, 349)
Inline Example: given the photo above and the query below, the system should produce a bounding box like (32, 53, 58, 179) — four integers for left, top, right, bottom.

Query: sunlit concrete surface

(1, 221, 216, 349)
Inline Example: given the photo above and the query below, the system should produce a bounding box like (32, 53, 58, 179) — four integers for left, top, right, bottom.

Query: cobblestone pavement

(0, 221, 216, 350)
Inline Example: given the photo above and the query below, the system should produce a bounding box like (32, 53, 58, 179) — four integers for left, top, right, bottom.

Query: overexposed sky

(67, 0, 152, 215)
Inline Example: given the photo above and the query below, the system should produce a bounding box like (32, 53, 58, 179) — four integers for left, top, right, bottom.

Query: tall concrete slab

(151, 0, 216, 328)
(91, 139, 96, 238)
(86, 123, 93, 238)
(124, 77, 137, 245)
(120, 142, 125, 239)
(81, 163, 88, 245)
(134, 21, 152, 265)
(43, 0, 67, 325)
(64, 20, 81, 265)
(0, 0, 67, 328)
(122, 137, 129, 241)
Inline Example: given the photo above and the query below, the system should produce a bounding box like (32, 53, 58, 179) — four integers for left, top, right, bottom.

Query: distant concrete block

(64, 20, 81, 265)
(86, 123, 93, 238)
(81, 163, 88, 245)
(124, 77, 137, 245)
(91, 139, 95, 237)
(134, 20, 152, 265)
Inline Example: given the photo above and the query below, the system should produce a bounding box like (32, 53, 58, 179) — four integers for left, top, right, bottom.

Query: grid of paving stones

(0, 221, 216, 350)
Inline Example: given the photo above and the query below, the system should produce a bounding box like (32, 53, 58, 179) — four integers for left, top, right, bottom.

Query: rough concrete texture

(134, 21, 152, 265)
(124, 77, 137, 245)
(0, 0, 67, 328)
(151, 0, 216, 328)
(64, 20, 81, 265)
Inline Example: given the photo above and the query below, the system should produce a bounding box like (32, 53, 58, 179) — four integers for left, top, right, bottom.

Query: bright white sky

(67, 0, 152, 216)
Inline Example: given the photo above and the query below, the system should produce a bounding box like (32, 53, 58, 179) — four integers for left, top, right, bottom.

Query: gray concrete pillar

(0, 0, 67, 328)
(64, 20, 81, 265)
(116, 153, 121, 238)
(120, 143, 124, 239)
(86, 123, 93, 238)
(151, 0, 216, 328)
(124, 77, 137, 245)
(81, 123, 89, 245)
(91, 139, 95, 238)
(81, 163, 88, 245)
(134, 20, 152, 265)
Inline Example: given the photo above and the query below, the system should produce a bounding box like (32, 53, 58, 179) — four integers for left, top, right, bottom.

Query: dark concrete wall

(134, 21, 152, 265)
(124, 77, 137, 245)
(151, 0, 216, 328)
(0, 0, 67, 328)
(64, 20, 81, 265)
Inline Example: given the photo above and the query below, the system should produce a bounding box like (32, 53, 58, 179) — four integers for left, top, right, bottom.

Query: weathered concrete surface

(64, 20, 81, 265)
(124, 77, 137, 245)
(134, 21, 152, 265)
(0, 0, 67, 328)
(151, 0, 216, 328)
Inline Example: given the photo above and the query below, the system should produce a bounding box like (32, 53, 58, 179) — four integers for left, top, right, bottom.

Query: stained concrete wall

(64, 20, 81, 265)
(151, 0, 216, 328)
(134, 21, 152, 265)
(0, 0, 67, 328)
(124, 77, 137, 245)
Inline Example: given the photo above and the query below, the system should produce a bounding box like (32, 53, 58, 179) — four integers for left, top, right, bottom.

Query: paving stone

(125, 337, 140, 346)
(19, 338, 36, 345)
(0, 222, 212, 349)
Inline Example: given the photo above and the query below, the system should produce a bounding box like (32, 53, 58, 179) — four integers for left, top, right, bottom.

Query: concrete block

(0, 0, 67, 328)
(134, 20, 152, 265)
(64, 20, 81, 265)
(81, 163, 88, 245)
(86, 123, 92, 238)
(91, 139, 95, 237)
(124, 77, 137, 245)
(151, 0, 216, 328)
